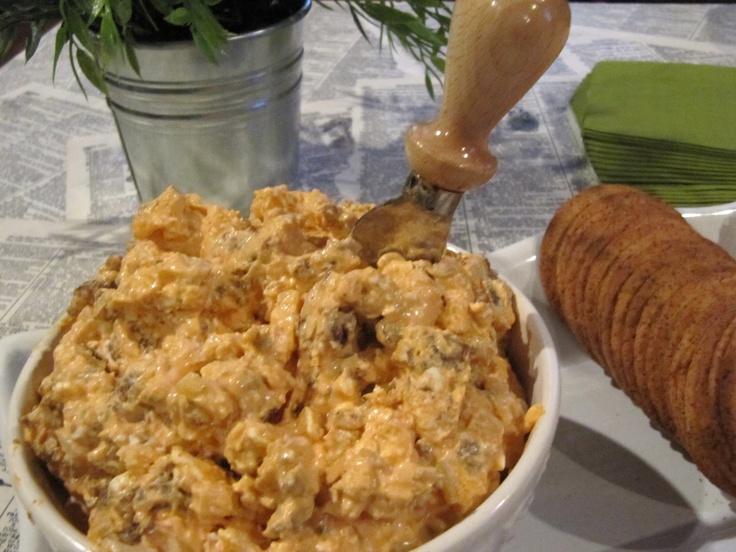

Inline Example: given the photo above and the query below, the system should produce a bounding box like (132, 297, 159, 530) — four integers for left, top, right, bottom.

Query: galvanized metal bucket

(104, 0, 311, 213)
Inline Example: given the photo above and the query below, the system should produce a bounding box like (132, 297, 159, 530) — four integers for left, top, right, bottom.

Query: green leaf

(76, 47, 107, 93)
(111, 0, 133, 25)
(191, 30, 216, 62)
(148, 0, 174, 15)
(359, 3, 416, 25)
(90, 0, 106, 19)
(184, 0, 228, 62)
(164, 7, 192, 26)
(0, 30, 13, 60)
(64, 8, 96, 54)
(424, 72, 435, 100)
(99, 11, 121, 66)
(123, 31, 141, 74)
(406, 21, 445, 47)
(330, 0, 449, 97)
(68, 43, 89, 98)
(52, 24, 70, 81)
(347, 5, 370, 42)
(25, 20, 48, 59)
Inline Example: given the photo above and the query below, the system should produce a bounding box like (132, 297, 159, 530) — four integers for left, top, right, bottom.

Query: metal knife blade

(352, 172, 463, 264)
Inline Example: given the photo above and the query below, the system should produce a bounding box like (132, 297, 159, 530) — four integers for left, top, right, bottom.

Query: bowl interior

(8, 283, 559, 552)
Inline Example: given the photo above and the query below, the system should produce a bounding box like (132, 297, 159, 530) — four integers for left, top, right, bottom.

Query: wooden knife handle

(405, 0, 571, 193)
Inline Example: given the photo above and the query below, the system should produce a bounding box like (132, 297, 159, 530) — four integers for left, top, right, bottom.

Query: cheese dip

(23, 186, 537, 551)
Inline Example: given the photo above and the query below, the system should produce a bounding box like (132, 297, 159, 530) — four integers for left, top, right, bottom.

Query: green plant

(332, 0, 450, 97)
(0, 0, 450, 97)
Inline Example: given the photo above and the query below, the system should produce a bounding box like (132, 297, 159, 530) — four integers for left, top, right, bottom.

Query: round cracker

(540, 184, 633, 315)
(613, 233, 734, 398)
(556, 188, 648, 363)
(599, 217, 694, 390)
(683, 310, 736, 496)
(715, 334, 736, 495)
(644, 270, 736, 436)
(632, 263, 732, 434)
(580, 190, 681, 364)
(665, 277, 736, 441)
(632, 239, 736, 431)
(606, 228, 700, 402)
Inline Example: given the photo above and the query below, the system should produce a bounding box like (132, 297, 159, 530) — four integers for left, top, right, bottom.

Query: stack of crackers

(540, 184, 736, 496)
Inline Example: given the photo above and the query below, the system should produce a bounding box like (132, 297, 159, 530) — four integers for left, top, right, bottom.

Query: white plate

(2, 201, 736, 551)
(489, 201, 736, 552)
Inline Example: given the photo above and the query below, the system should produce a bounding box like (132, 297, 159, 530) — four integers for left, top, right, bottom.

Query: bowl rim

(7, 323, 94, 552)
(8, 282, 559, 552)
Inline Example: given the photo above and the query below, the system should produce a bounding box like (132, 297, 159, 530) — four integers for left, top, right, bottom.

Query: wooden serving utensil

(351, 0, 571, 265)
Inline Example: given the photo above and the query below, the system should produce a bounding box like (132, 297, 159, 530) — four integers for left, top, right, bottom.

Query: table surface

(1, 3, 736, 551)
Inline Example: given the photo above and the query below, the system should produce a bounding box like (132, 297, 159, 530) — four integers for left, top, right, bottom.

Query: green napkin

(570, 61, 736, 206)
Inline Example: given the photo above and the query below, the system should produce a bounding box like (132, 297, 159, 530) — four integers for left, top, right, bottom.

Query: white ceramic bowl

(7, 282, 559, 552)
